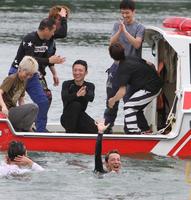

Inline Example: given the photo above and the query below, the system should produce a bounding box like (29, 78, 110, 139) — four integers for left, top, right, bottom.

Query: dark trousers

(60, 101, 98, 133)
(26, 73, 49, 132)
(104, 62, 120, 131)
(104, 62, 137, 132)
(9, 103, 38, 131)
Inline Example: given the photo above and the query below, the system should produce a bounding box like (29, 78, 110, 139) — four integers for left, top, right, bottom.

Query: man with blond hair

(0, 56, 39, 132)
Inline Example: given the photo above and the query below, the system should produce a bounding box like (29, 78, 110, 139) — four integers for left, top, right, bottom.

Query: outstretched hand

(95, 121, 110, 133)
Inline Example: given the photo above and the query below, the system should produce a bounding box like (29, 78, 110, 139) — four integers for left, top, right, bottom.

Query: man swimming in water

(94, 122, 121, 174)
(0, 141, 44, 176)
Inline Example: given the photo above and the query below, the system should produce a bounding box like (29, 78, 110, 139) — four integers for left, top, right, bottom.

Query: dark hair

(38, 18, 56, 31)
(109, 43, 125, 61)
(8, 141, 26, 161)
(120, 0, 135, 11)
(72, 60, 88, 71)
(105, 149, 120, 163)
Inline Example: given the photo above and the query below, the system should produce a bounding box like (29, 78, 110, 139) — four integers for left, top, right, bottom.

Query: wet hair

(8, 141, 26, 161)
(72, 60, 88, 71)
(38, 18, 56, 31)
(105, 149, 120, 163)
(109, 43, 125, 61)
(49, 5, 70, 19)
(120, 0, 135, 11)
(19, 56, 38, 74)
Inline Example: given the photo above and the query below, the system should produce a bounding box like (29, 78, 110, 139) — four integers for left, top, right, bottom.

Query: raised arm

(108, 86, 127, 109)
(0, 89, 8, 116)
(94, 122, 109, 174)
(110, 21, 144, 49)
(54, 7, 68, 39)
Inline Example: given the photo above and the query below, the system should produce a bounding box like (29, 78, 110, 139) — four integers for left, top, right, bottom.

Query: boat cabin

(143, 17, 191, 139)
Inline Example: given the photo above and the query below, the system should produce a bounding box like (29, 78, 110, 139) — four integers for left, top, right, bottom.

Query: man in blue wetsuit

(94, 122, 121, 174)
(8, 18, 65, 132)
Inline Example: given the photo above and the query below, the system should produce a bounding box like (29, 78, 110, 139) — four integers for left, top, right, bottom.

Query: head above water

(8, 141, 26, 161)
(109, 42, 125, 61)
(105, 149, 121, 172)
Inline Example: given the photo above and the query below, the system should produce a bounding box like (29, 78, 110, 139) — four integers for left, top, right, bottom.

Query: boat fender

(163, 17, 191, 32)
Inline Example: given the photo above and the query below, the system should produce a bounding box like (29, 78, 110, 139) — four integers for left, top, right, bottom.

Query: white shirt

(0, 161, 44, 177)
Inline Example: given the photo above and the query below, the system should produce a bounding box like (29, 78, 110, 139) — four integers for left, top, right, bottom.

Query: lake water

(0, 0, 191, 199)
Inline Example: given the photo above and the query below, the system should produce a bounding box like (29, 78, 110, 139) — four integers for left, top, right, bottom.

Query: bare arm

(49, 65, 59, 86)
(110, 21, 143, 49)
(121, 22, 143, 49)
(108, 86, 126, 108)
(0, 89, 8, 116)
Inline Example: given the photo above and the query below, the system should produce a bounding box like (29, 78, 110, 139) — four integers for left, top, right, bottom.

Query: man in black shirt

(94, 122, 121, 174)
(8, 18, 65, 132)
(108, 43, 162, 134)
(60, 60, 98, 133)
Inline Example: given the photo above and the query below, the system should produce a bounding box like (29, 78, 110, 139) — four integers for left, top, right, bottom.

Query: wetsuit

(60, 80, 98, 133)
(94, 133, 107, 174)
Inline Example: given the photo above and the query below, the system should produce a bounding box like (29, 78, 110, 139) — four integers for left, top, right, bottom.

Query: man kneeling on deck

(0, 56, 39, 132)
(108, 43, 162, 134)
(60, 60, 98, 133)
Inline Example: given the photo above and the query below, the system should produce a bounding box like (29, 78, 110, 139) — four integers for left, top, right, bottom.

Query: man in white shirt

(0, 141, 44, 176)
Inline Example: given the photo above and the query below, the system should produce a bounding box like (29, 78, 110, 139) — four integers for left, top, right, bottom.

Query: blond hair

(19, 56, 38, 74)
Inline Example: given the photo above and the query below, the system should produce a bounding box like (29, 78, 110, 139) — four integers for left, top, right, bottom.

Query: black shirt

(12, 31, 51, 75)
(61, 80, 95, 111)
(117, 57, 163, 93)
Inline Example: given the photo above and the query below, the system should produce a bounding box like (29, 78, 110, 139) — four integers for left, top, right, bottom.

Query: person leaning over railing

(0, 56, 39, 132)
